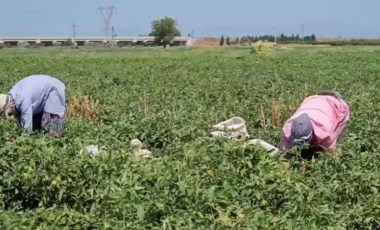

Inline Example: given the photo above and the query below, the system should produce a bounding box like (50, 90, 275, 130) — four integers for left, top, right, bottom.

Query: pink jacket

(280, 95, 350, 151)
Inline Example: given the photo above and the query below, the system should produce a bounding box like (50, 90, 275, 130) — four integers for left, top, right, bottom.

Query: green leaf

(104, 221, 111, 229)
(208, 186, 216, 202)
(137, 206, 145, 221)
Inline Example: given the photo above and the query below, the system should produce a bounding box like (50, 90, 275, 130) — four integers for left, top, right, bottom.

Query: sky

(1, 0, 380, 38)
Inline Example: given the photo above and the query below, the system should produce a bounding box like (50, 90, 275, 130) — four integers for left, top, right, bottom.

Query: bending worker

(0, 75, 66, 137)
(280, 91, 350, 157)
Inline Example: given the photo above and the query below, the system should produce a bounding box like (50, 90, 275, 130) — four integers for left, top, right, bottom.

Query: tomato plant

(1, 47, 380, 229)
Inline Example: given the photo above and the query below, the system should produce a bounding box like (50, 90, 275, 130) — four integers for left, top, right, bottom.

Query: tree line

(220, 33, 317, 46)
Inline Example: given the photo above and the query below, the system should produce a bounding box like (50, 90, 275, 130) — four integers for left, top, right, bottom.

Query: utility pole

(97, 6, 116, 40)
(301, 23, 305, 44)
(111, 26, 116, 48)
(273, 26, 277, 43)
(72, 21, 76, 48)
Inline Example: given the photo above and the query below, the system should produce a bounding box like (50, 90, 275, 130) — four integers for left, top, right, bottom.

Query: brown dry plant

(65, 95, 100, 122)
(260, 85, 309, 128)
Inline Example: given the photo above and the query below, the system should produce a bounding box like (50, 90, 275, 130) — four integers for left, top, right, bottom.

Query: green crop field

(1, 46, 380, 229)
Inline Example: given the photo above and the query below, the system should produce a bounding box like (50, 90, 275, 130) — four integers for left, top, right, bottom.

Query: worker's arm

(18, 101, 33, 132)
(279, 131, 291, 151)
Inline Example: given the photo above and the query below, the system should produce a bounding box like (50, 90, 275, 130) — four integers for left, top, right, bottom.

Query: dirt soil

(192, 38, 220, 47)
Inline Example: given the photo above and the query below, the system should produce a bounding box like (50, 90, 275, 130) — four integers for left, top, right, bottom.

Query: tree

(226, 37, 230, 45)
(235, 37, 239, 44)
(240, 36, 250, 45)
(311, 34, 316, 41)
(220, 35, 225, 46)
(63, 38, 74, 47)
(149, 17, 181, 48)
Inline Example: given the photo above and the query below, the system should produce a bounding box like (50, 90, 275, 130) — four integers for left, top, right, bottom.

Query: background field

(1, 46, 380, 229)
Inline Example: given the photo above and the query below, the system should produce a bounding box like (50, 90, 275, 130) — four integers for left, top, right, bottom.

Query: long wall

(0, 36, 192, 47)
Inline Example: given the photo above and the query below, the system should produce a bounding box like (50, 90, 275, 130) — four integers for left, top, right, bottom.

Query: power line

(97, 6, 116, 38)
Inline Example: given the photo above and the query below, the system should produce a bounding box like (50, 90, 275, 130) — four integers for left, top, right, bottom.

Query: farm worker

(280, 91, 350, 155)
(0, 75, 66, 137)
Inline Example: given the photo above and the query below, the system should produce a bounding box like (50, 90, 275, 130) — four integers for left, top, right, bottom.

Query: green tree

(63, 38, 73, 47)
(226, 37, 230, 45)
(220, 35, 225, 46)
(149, 17, 181, 48)
(311, 34, 316, 41)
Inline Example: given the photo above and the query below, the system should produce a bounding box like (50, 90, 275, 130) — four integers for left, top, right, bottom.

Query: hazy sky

(1, 0, 380, 37)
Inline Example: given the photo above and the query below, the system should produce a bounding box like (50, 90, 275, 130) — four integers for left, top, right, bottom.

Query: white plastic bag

(247, 139, 279, 157)
(131, 139, 152, 159)
(85, 145, 102, 156)
(211, 117, 250, 140)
